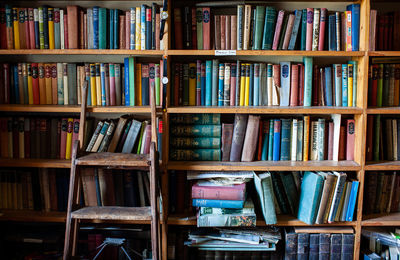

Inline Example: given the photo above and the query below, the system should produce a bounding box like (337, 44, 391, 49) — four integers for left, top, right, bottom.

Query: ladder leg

(71, 219, 79, 256)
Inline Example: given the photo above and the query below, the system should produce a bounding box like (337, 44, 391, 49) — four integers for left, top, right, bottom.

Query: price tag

(214, 50, 236, 56)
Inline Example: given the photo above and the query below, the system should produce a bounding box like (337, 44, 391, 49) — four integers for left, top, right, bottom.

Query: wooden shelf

(0, 49, 164, 56)
(0, 210, 66, 223)
(71, 206, 151, 224)
(167, 106, 362, 114)
(368, 51, 400, 57)
(0, 105, 158, 113)
(167, 214, 356, 227)
(367, 107, 400, 114)
(365, 161, 400, 170)
(167, 50, 365, 56)
(362, 213, 400, 226)
(0, 158, 71, 168)
(167, 160, 361, 171)
(76, 153, 150, 168)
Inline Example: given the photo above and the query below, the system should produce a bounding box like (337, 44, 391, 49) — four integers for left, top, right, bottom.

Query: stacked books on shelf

(171, 59, 358, 107)
(362, 228, 400, 259)
(80, 169, 150, 207)
(369, 10, 400, 51)
(0, 4, 165, 50)
(363, 172, 400, 215)
(174, 4, 360, 51)
(0, 168, 69, 212)
(0, 117, 79, 159)
(0, 59, 164, 106)
(86, 115, 153, 154)
(285, 227, 355, 259)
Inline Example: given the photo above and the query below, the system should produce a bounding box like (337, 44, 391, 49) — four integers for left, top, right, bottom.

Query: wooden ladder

(63, 82, 160, 260)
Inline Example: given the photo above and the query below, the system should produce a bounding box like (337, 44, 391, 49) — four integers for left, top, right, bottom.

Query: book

(297, 171, 324, 225)
(192, 183, 246, 201)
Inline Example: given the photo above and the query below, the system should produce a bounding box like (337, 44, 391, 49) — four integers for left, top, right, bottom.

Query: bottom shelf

(362, 212, 400, 226)
(0, 210, 66, 222)
(167, 214, 356, 227)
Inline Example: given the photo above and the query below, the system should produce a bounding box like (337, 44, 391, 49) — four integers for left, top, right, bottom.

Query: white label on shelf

(214, 50, 236, 56)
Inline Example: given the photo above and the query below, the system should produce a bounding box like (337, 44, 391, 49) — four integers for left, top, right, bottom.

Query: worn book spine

(237, 5, 243, 50)
(67, 6, 78, 49)
(319, 233, 331, 259)
(330, 234, 342, 260)
(318, 8, 327, 51)
(290, 64, 299, 106)
(253, 6, 265, 50)
(243, 5, 251, 50)
(230, 63, 237, 106)
(311, 9, 320, 51)
(221, 123, 233, 161)
(282, 14, 295, 50)
(170, 125, 221, 137)
(297, 233, 310, 260)
(303, 57, 313, 106)
(197, 214, 256, 227)
(192, 183, 245, 201)
(305, 8, 313, 51)
(241, 115, 260, 162)
(280, 119, 291, 161)
(285, 231, 298, 260)
(171, 137, 220, 149)
(328, 14, 336, 51)
(170, 149, 221, 161)
(288, 10, 302, 50)
(346, 119, 355, 160)
(272, 119, 281, 161)
(218, 63, 224, 106)
(230, 114, 248, 162)
(280, 61, 291, 106)
(202, 8, 210, 50)
(262, 7, 276, 50)
(231, 15, 237, 50)
(309, 234, 319, 260)
(297, 171, 324, 224)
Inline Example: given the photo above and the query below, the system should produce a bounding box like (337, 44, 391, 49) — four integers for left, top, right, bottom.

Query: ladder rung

(75, 152, 150, 167)
(71, 206, 152, 221)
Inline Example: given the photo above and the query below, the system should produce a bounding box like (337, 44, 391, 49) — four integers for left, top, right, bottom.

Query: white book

(312, 9, 320, 51)
(122, 119, 142, 153)
(279, 62, 291, 106)
(87, 9, 93, 49)
(310, 121, 318, 160)
(130, 8, 136, 50)
(62, 63, 69, 105)
(56, 63, 64, 105)
(393, 119, 398, 160)
(328, 171, 347, 223)
(60, 9, 64, 49)
(291, 119, 298, 161)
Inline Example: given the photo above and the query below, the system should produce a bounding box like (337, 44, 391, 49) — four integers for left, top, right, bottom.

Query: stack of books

(0, 4, 165, 50)
(174, 4, 360, 51)
(171, 59, 358, 107)
(369, 10, 400, 51)
(362, 228, 400, 259)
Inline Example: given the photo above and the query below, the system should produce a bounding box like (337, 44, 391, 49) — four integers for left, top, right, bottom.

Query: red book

(3, 63, 9, 104)
(191, 183, 246, 201)
(346, 119, 355, 160)
(125, 11, 130, 49)
(67, 6, 78, 49)
(23, 9, 30, 49)
(79, 10, 84, 49)
(338, 125, 346, 160)
(230, 62, 236, 106)
(318, 8, 327, 51)
(221, 15, 226, 50)
(312, 65, 319, 106)
(231, 15, 237, 50)
(174, 8, 183, 49)
(371, 64, 378, 106)
(119, 15, 125, 49)
(290, 64, 298, 106)
(51, 64, 57, 105)
(0, 8, 6, 49)
(298, 64, 304, 106)
(64, 14, 69, 49)
(28, 8, 35, 49)
(306, 8, 314, 51)
(191, 7, 197, 50)
(225, 15, 231, 50)
(174, 63, 180, 106)
(72, 118, 79, 148)
(109, 64, 116, 106)
(142, 124, 152, 154)
(327, 121, 334, 160)
(214, 15, 221, 50)
(59, 118, 67, 159)
(366, 115, 373, 161)
(24, 118, 30, 159)
(202, 7, 211, 50)
(272, 10, 285, 50)
(31, 63, 40, 105)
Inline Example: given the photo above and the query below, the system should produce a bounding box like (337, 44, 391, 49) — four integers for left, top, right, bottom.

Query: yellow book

(65, 118, 74, 159)
(27, 64, 33, 104)
(347, 63, 353, 107)
(12, 8, 20, 49)
(95, 63, 101, 106)
(244, 64, 250, 106)
(189, 63, 196, 106)
(303, 115, 310, 161)
(135, 63, 142, 106)
(45, 64, 52, 104)
(239, 64, 245, 106)
(135, 7, 141, 50)
(90, 64, 97, 106)
(48, 8, 55, 49)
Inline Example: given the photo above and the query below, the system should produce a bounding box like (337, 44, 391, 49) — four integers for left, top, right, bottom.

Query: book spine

(348, 4, 360, 51)
(345, 11, 352, 51)
(273, 119, 281, 161)
(288, 10, 302, 50)
(282, 14, 295, 50)
(145, 7, 152, 50)
(272, 10, 284, 50)
(170, 137, 220, 149)
(303, 57, 313, 106)
(192, 198, 244, 209)
(253, 6, 265, 50)
(312, 9, 320, 51)
(197, 214, 256, 227)
(324, 66, 333, 106)
(170, 149, 221, 161)
(300, 9, 307, 50)
(280, 119, 291, 160)
(202, 8, 210, 50)
(342, 64, 348, 106)
(42, 7, 49, 49)
(218, 63, 224, 106)
(170, 125, 221, 137)
(290, 64, 299, 106)
(67, 6, 78, 49)
(318, 8, 327, 51)
(306, 8, 313, 51)
(224, 63, 231, 106)
(192, 185, 245, 201)
(237, 5, 243, 50)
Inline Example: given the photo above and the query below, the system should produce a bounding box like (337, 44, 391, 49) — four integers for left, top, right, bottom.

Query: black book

(183, 6, 192, 49)
(42, 6, 49, 49)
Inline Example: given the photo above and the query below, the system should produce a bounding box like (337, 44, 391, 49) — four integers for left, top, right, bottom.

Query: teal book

(218, 63, 224, 106)
(170, 114, 220, 125)
(193, 198, 244, 209)
(170, 125, 222, 137)
(212, 59, 219, 106)
(267, 119, 274, 161)
(170, 137, 221, 149)
(254, 172, 277, 224)
(261, 122, 269, 160)
(128, 57, 135, 106)
(300, 9, 307, 50)
(98, 8, 107, 49)
(261, 7, 276, 50)
(205, 60, 212, 106)
(54, 8, 60, 49)
(170, 149, 221, 161)
(109, 9, 114, 49)
(253, 6, 265, 50)
(303, 57, 313, 106)
(280, 172, 299, 215)
(280, 119, 291, 160)
(349, 61, 358, 107)
(288, 10, 302, 50)
(297, 171, 324, 225)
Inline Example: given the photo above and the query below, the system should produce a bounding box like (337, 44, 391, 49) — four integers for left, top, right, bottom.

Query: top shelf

(167, 50, 365, 57)
(0, 49, 165, 56)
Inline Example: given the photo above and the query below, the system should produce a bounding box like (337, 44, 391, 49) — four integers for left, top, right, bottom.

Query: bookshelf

(0, 0, 399, 259)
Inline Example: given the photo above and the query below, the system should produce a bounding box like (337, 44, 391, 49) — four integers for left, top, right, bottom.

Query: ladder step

(75, 152, 150, 168)
(71, 206, 151, 221)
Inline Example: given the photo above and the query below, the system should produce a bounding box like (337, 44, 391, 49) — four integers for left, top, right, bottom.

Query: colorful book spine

(218, 63, 224, 106)
(342, 64, 348, 106)
(303, 57, 313, 106)
(192, 198, 244, 209)
(273, 119, 281, 161)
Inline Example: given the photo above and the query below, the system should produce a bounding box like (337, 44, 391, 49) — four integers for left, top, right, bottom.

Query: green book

(300, 9, 307, 50)
(170, 125, 221, 137)
(297, 171, 324, 225)
(303, 57, 313, 106)
(280, 172, 299, 215)
(170, 114, 220, 125)
(183, 64, 189, 105)
(261, 7, 276, 50)
(170, 137, 221, 149)
(267, 119, 274, 160)
(253, 6, 265, 50)
(128, 57, 135, 106)
(38, 7, 45, 49)
(170, 149, 221, 161)
(270, 172, 289, 214)
(348, 61, 358, 107)
(155, 64, 160, 106)
(136, 121, 147, 154)
(277, 14, 289, 50)
(377, 64, 383, 107)
(254, 172, 277, 224)
(196, 8, 203, 50)
(98, 7, 107, 49)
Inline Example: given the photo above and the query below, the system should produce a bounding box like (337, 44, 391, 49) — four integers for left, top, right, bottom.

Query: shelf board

(167, 214, 356, 227)
(167, 106, 362, 114)
(0, 210, 66, 223)
(367, 107, 400, 114)
(0, 105, 157, 113)
(76, 153, 150, 168)
(71, 206, 151, 224)
(167, 50, 365, 56)
(0, 49, 164, 56)
(167, 160, 361, 171)
(362, 213, 400, 226)
(368, 51, 400, 57)
(365, 161, 400, 171)
(0, 158, 71, 168)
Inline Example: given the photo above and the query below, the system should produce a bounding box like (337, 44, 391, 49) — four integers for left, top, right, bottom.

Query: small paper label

(214, 50, 236, 56)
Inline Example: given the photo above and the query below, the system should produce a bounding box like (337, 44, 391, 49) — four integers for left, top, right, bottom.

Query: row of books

(171, 59, 358, 107)
(174, 5, 360, 51)
(362, 228, 400, 260)
(363, 172, 400, 215)
(285, 228, 355, 260)
(0, 168, 69, 212)
(0, 117, 80, 160)
(0, 60, 164, 107)
(368, 62, 400, 107)
(0, 4, 165, 50)
(80, 169, 150, 207)
(369, 10, 400, 51)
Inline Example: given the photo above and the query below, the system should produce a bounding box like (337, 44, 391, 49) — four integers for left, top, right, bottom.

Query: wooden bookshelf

(0, 49, 164, 56)
(0, 104, 158, 113)
(364, 161, 400, 170)
(362, 213, 400, 226)
(366, 107, 400, 114)
(0, 210, 66, 223)
(368, 51, 400, 56)
(167, 50, 366, 56)
(0, 158, 71, 168)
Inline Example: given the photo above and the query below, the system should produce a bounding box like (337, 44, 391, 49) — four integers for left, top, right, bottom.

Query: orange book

(303, 115, 310, 161)
(345, 11, 352, 51)
(38, 63, 46, 104)
(135, 63, 142, 106)
(67, 6, 78, 49)
(394, 64, 400, 106)
(44, 64, 52, 104)
(48, 8, 55, 49)
(18, 8, 27, 49)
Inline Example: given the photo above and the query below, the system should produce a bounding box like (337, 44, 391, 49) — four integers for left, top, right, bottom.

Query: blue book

(261, 123, 269, 160)
(205, 60, 212, 106)
(33, 9, 40, 49)
(342, 64, 348, 106)
(272, 119, 281, 161)
(349, 61, 358, 107)
(324, 67, 333, 106)
(124, 58, 130, 106)
(328, 14, 336, 51)
(297, 171, 324, 225)
(346, 4, 360, 51)
(13, 65, 19, 104)
(212, 59, 219, 106)
(85, 65, 92, 106)
(109, 9, 114, 49)
(218, 63, 224, 106)
(141, 64, 149, 106)
(249, 64, 254, 106)
(280, 119, 291, 161)
(288, 10, 302, 50)
(280, 61, 291, 106)
(146, 6, 152, 50)
(114, 9, 119, 49)
(303, 57, 313, 106)
(253, 64, 260, 106)
(100, 64, 106, 106)
(333, 64, 342, 106)
(345, 181, 359, 221)
(93, 6, 99, 49)
(94, 171, 102, 206)
(98, 8, 107, 49)
(42, 6, 49, 49)
(192, 199, 245, 209)
(300, 9, 307, 50)
(201, 62, 206, 106)
(54, 8, 61, 49)
(130, 8, 136, 49)
(268, 119, 274, 161)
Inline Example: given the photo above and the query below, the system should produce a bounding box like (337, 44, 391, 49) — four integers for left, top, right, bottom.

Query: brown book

(241, 115, 260, 162)
(338, 125, 346, 160)
(44, 64, 52, 104)
(119, 15, 125, 49)
(174, 8, 183, 49)
(176, 171, 186, 214)
(39, 119, 49, 158)
(81, 168, 98, 207)
(290, 64, 298, 106)
(221, 123, 233, 161)
(39, 168, 51, 212)
(98, 169, 116, 206)
(221, 15, 226, 50)
(125, 11, 130, 50)
(108, 116, 128, 152)
(155, 13, 160, 50)
(79, 9, 84, 49)
(243, 5, 252, 50)
(67, 6, 78, 49)
(390, 174, 400, 212)
(364, 173, 377, 214)
(18, 8, 27, 49)
(231, 15, 237, 50)
(83, 13, 87, 49)
(282, 14, 295, 50)
(214, 15, 221, 50)
(315, 173, 336, 224)
(225, 15, 231, 50)
(48, 169, 58, 211)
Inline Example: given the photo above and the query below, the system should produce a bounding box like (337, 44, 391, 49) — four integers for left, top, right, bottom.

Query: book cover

(272, 119, 281, 161)
(297, 171, 324, 225)
(241, 115, 260, 162)
(230, 114, 248, 162)
(280, 61, 291, 106)
(192, 183, 246, 201)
